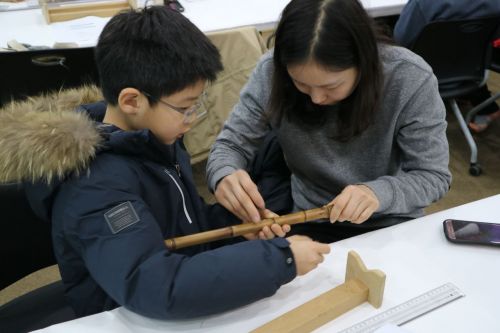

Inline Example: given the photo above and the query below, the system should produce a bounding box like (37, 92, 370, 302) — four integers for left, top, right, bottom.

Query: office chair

(0, 183, 56, 290)
(0, 47, 99, 107)
(411, 16, 500, 176)
(0, 183, 76, 332)
(492, 38, 500, 72)
(464, 38, 500, 128)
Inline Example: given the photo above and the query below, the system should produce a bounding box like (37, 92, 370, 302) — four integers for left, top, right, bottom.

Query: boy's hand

(328, 185, 379, 224)
(243, 209, 291, 240)
(215, 170, 266, 223)
(287, 235, 331, 276)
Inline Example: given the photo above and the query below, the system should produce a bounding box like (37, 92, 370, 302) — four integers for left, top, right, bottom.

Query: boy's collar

(97, 124, 177, 166)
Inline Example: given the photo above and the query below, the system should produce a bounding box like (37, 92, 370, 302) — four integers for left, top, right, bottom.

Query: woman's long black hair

(270, 0, 389, 141)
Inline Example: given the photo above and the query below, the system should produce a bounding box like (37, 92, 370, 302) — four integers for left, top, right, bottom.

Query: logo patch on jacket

(104, 201, 140, 234)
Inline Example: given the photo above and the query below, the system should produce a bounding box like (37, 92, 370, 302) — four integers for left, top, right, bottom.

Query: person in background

(206, 0, 451, 244)
(0, 6, 330, 328)
(394, 0, 500, 132)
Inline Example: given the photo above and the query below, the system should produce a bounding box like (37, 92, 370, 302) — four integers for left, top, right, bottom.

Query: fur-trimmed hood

(0, 86, 103, 184)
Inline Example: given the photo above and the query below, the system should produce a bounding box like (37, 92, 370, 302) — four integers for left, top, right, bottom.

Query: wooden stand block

(40, 0, 137, 24)
(251, 251, 386, 333)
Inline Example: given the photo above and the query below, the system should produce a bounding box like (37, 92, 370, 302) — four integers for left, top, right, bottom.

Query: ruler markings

(338, 283, 464, 333)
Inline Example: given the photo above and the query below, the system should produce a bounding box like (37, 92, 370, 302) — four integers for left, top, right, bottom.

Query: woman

(207, 0, 451, 243)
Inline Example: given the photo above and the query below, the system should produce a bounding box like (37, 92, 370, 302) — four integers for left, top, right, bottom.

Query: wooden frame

(251, 251, 386, 333)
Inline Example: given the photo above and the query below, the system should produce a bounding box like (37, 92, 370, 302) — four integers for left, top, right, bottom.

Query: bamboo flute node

(164, 205, 333, 251)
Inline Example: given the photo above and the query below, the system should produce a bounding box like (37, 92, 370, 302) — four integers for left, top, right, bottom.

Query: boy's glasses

(143, 91, 208, 124)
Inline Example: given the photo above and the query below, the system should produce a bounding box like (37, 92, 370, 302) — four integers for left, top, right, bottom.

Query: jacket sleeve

(54, 165, 296, 319)
(361, 72, 451, 216)
(206, 52, 274, 192)
(393, 0, 427, 48)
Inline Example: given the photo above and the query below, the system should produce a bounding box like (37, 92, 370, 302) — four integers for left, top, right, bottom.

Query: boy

(3, 7, 330, 320)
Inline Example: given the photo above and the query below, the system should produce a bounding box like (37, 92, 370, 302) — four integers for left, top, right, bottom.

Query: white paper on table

(0, 0, 39, 12)
(49, 16, 109, 47)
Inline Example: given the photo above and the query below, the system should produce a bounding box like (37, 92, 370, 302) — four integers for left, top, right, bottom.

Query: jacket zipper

(174, 163, 181, 178)
(164, 169, 193, 224)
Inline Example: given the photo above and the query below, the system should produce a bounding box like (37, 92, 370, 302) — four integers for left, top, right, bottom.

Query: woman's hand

(215, 169, 266, 223)
(328, 184, 379, 224)
(243, 209, 291, 241)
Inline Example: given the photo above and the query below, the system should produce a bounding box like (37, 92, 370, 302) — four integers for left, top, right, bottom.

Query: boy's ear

(117, 88, 146, 115)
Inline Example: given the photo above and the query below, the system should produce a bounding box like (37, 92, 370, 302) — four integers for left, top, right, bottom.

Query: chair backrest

(0, 47, 99, 108)
(0, 183, 56, 290)
(412, 16, 500, 86)
(491, 38, 500, 72)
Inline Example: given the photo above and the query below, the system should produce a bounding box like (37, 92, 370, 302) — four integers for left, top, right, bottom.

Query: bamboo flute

(164, 205, 333, 250)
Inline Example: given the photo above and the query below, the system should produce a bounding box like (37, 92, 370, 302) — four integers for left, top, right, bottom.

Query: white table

(34, 194, 500, 333)
(0, 0, 407, 48)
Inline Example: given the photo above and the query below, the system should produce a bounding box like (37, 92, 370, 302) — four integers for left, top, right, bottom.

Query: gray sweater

(207, 45, 451, 227)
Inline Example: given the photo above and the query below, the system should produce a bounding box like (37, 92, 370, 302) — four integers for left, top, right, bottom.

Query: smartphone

(165, 0, 184, 12)
(443, 219, 500, 247)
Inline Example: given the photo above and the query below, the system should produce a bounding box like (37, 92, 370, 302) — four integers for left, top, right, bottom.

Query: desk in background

(0, 0, 408, 144)
(34, 194, 500, 333)
(0, 0, 407, 48)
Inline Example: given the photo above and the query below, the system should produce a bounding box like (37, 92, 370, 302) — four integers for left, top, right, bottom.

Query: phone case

(443, 219, 500, 247)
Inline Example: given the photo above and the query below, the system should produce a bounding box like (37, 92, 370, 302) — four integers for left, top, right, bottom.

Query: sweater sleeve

(206, 53, 274, 191)
(362, 72, 451, 215)
(55, 172, 295, 319)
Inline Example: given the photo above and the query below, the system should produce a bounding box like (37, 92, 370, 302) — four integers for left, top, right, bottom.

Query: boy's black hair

(95, 6, 223, 106)
(270, 0, 389, 142)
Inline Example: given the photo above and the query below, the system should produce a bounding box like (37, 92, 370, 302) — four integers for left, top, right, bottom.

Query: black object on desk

(165, 0, 184, 12)
(0, 47, 99, 107)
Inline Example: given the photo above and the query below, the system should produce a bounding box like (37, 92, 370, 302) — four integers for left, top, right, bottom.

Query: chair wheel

(469, 164, 482, 176)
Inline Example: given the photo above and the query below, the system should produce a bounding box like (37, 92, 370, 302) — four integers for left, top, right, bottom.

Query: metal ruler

(338, 283, 464, 333)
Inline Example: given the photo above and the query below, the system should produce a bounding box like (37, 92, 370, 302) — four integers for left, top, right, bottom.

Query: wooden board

(251, 251, 386, 333)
